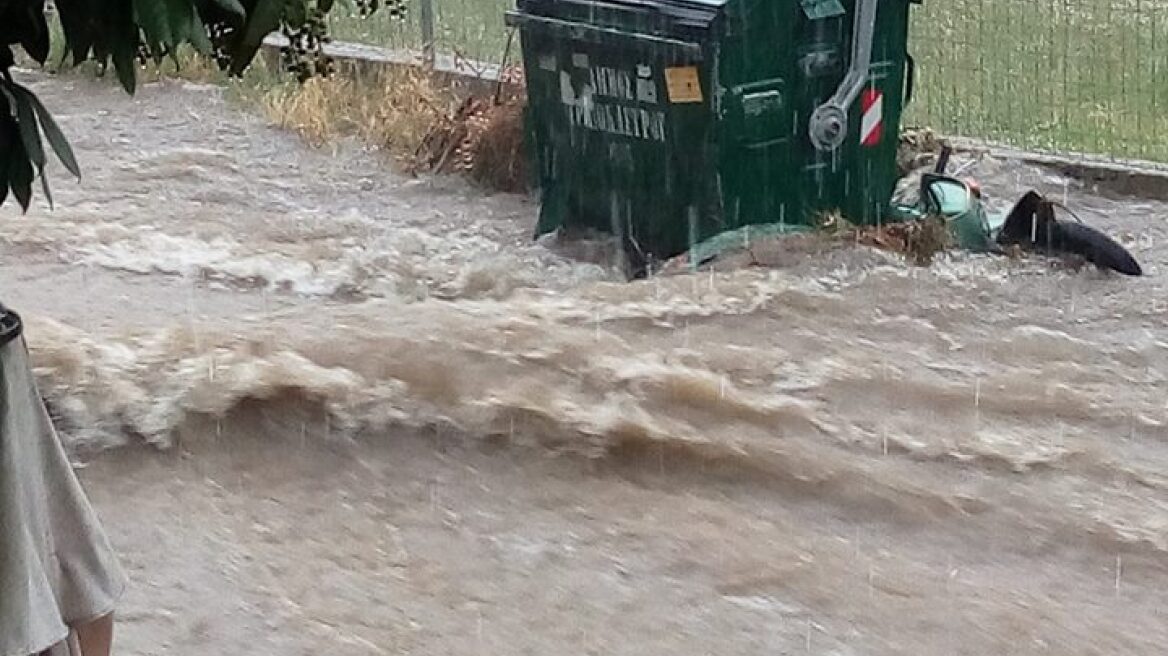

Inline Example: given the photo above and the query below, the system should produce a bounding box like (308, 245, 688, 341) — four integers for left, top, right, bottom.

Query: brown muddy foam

(5, 67, 1168, 654)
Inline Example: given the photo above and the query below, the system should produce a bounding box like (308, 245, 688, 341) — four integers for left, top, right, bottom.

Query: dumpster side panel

(515, 11, 722, 264)
(840, 0, 913, 226)
(793, 7, 851, 226)
(714, 2, 802, 234)
(713, 0, 916, 234)
(787, 0, 915, 228)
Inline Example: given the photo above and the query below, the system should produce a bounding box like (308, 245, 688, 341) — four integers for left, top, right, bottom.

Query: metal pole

(419, 0, 436, 67)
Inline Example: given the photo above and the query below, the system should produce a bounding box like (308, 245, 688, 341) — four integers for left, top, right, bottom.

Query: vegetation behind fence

(327, 0, 1168, 165)
(909, 0, 1167, 164)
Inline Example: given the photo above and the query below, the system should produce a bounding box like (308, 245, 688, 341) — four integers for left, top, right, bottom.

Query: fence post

(419, 0, 436, 67)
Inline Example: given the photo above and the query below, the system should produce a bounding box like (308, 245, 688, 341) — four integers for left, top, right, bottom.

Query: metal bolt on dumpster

(505, 0, 923, 276)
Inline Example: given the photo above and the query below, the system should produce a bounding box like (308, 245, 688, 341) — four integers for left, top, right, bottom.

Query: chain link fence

(327, 0, 513, 68)
(327, 0, 1167, 165)
(907, 0, 1167, 165)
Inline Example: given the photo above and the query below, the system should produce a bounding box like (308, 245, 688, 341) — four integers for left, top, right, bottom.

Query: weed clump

(259, 65, 457, 158)
(409, 68, 529, 193)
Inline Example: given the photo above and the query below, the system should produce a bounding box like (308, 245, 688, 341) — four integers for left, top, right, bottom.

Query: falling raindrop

(973, 378, 982, 429)
(947, 555, 957, 594)
(687, 206, 700, 274)
(1115, 554, 1123, 595)
(82, 265, 91, 329)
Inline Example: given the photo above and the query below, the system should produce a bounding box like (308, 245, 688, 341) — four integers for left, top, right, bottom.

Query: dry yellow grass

(468, 95, 527, 192)
(255, 60, 531, 192)
(258, 65, 459, 161)
(407, 72, 529, 193)
(137, 49, 225, 85)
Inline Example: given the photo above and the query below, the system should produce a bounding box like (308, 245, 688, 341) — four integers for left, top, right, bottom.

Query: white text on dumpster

(561, 66, 667, 142)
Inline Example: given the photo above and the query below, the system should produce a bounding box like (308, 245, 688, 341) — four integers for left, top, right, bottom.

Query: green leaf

(54, 0, 97, 65)
(11, 89, 45, 171)
(166, 0, 193, 41)
(0, 46, 14, 73)
(187, 20, 214, 55)
(284, 0, 307, 28)
(111, 33, 138, 94)
(0, 165, 9, 207)
(13, 83, 82, 180)
(91, 40, 110, 70)
(210, 0, 246, 17)
(9, 136, 34, 212)
(11, 88, 52, 208)
(98, 0, 140, 94)
(230, 0, 284, 75)
(39, 172, 53, 209)
(134, 0, 175, 49)
(171, 0, 213, 54)
(0, 121, 11, 208)
(0, 85, 16, 120)
(19, 6, 52, 65)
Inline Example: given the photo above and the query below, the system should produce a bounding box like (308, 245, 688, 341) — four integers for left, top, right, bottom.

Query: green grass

(906, 0, 1168, 164)
(329, 0, 1168, 164)
(326, 0, 515, 65)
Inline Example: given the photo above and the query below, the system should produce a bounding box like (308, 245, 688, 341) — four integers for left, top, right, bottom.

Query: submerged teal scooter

(664, 147, 1143, 276)
(891, 146, 1143, 276)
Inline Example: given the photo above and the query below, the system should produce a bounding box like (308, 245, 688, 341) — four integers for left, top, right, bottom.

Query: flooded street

(5, 67, 1168, 655)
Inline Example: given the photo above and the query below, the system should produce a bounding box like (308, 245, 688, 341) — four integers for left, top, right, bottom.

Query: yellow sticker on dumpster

(665, 66, 703, 104)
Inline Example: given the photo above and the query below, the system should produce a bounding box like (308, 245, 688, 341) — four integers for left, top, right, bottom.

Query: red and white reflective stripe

(860, 88, 883, 147)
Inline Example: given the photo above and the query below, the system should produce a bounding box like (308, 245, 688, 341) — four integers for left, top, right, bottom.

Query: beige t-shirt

(1, 336, 127, 656)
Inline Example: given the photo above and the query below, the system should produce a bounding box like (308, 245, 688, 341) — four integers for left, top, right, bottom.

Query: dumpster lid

(524, 0, 729, 7)
(517, 0, 728, 28)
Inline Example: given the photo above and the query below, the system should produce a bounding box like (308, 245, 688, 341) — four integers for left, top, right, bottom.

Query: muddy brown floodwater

(4, 66, 1168, 655)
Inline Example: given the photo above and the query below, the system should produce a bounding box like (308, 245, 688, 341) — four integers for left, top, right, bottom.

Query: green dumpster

(504, 0, 923, 274)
